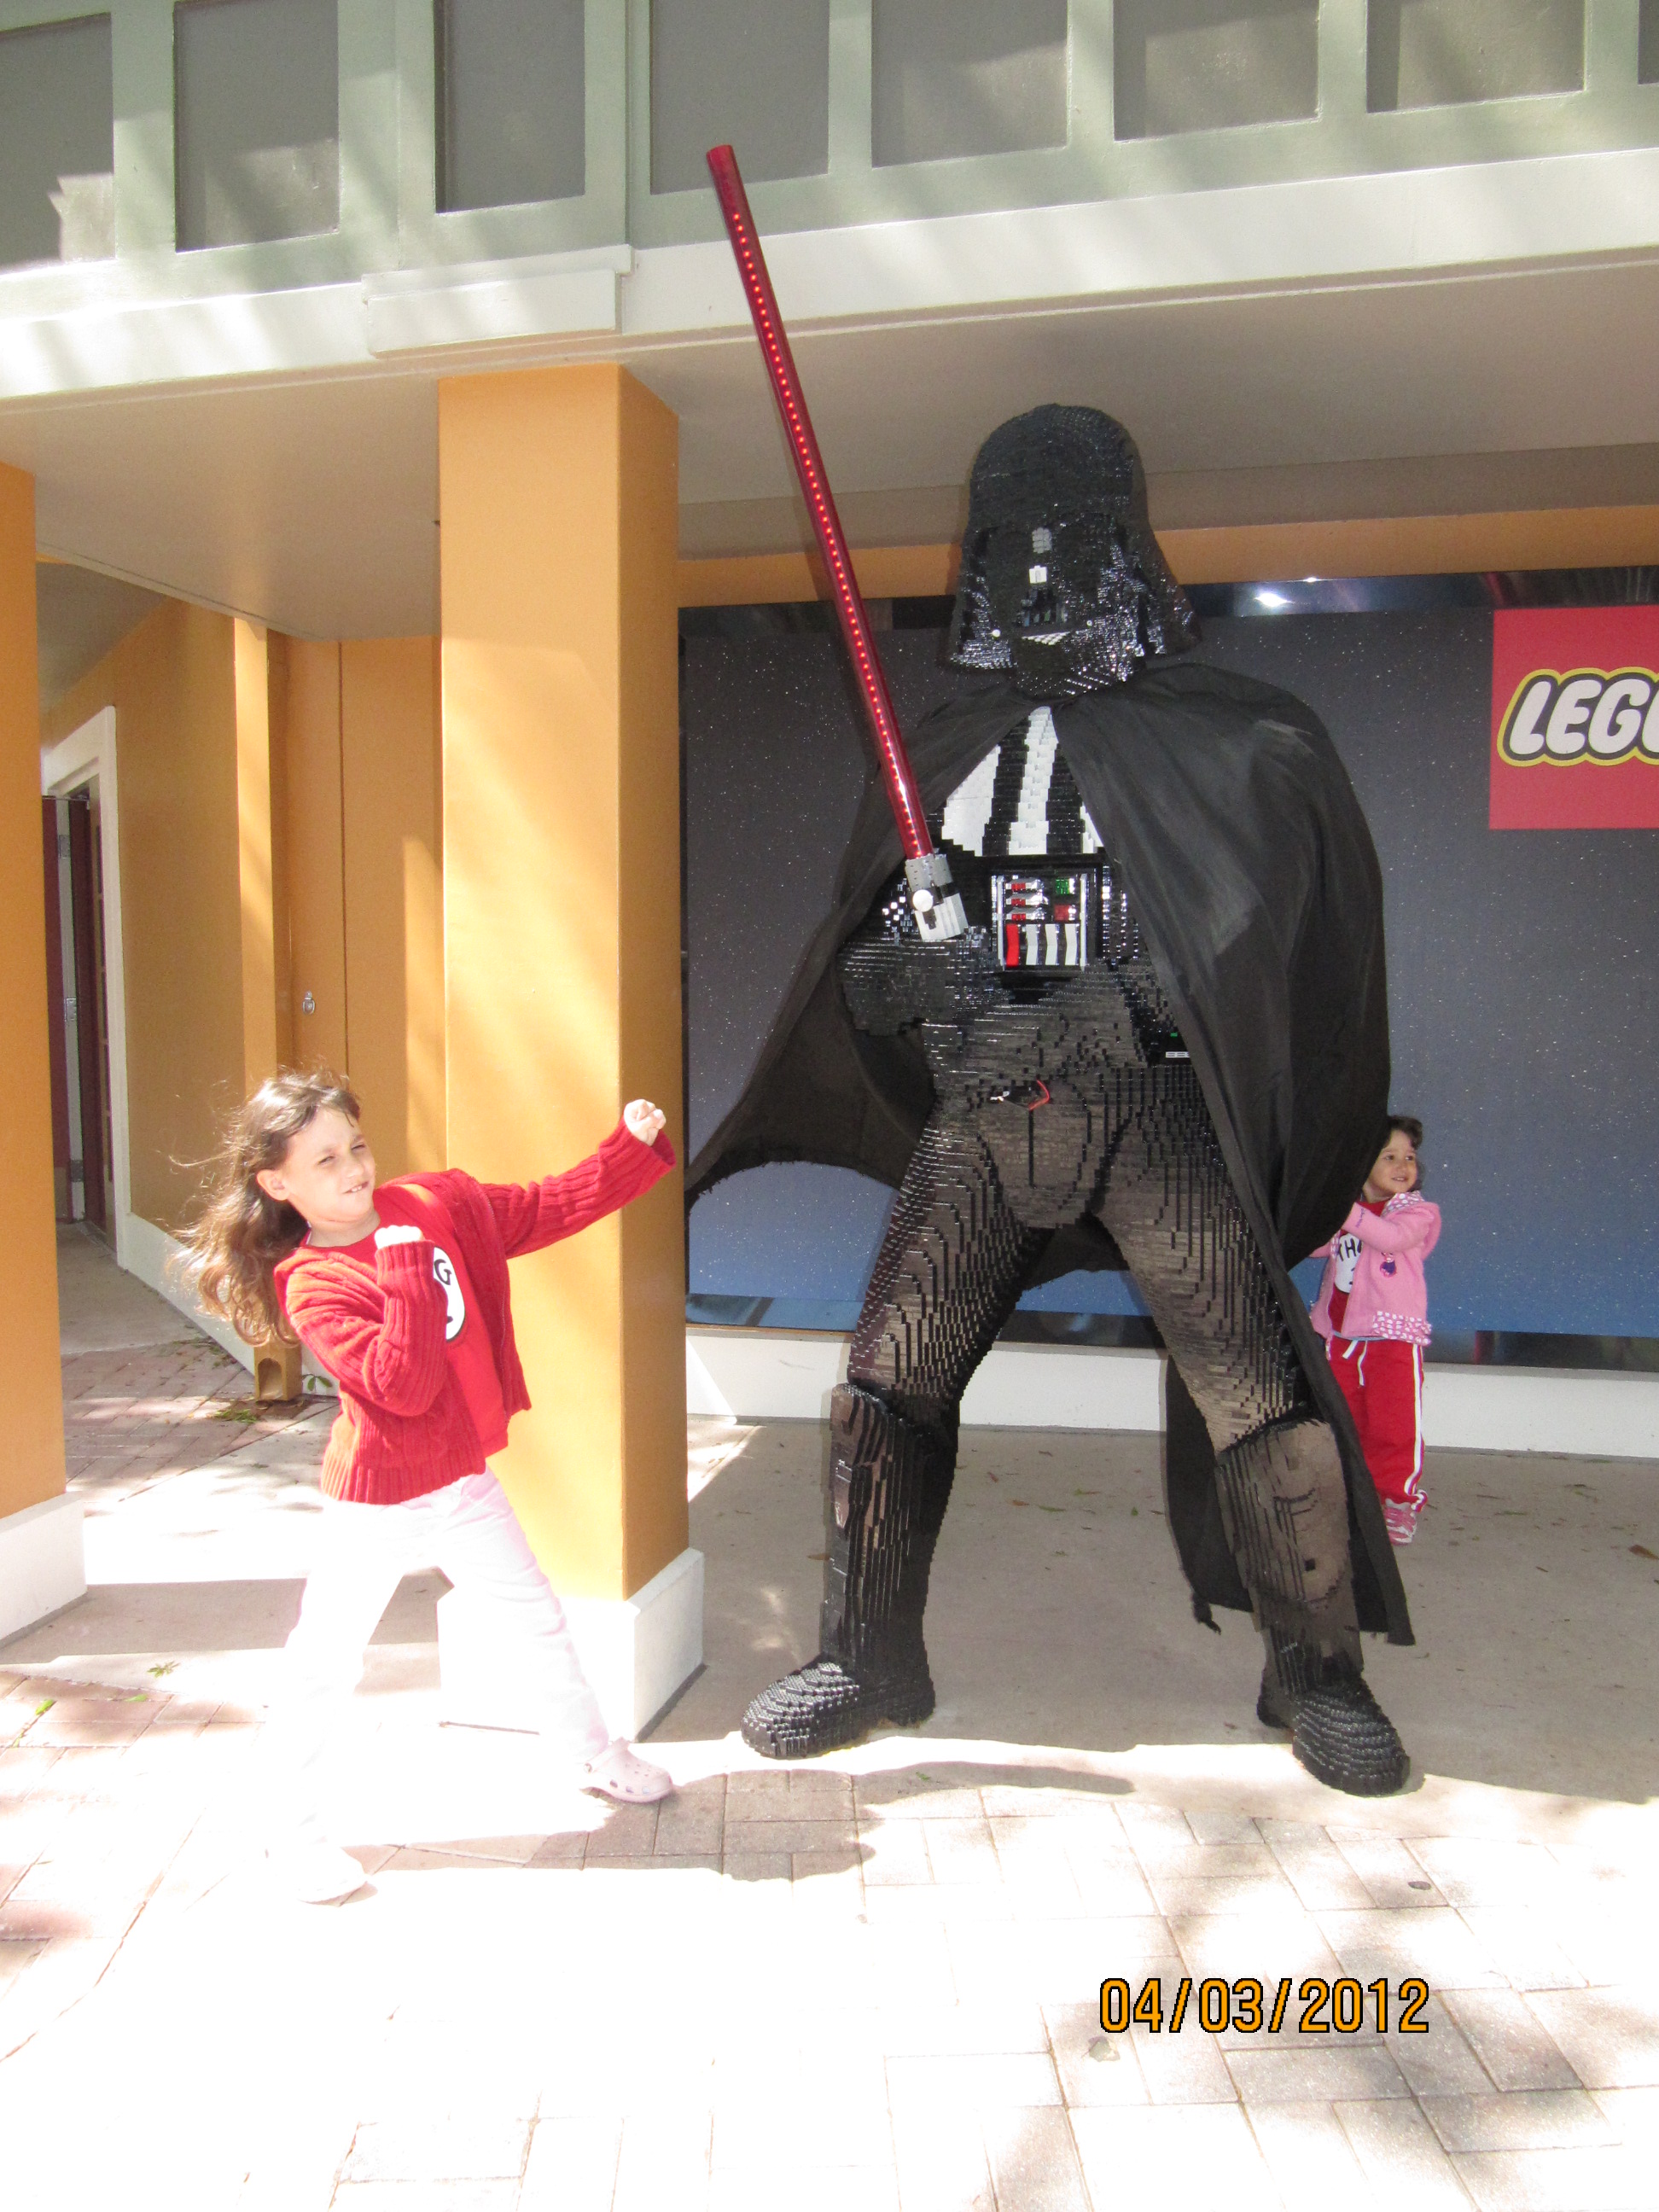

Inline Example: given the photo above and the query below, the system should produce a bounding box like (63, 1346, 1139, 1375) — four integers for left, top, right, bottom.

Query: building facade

(3, 0, 1657, 1701)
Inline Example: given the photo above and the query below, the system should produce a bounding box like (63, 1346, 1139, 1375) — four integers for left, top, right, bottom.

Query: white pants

(266, 1470, 609, 1843)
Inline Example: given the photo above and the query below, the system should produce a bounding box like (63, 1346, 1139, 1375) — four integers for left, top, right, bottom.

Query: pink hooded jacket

(1309, 1190, 1441, 1346)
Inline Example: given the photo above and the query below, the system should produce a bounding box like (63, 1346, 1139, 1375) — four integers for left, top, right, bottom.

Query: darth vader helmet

(946, 405, 1198, 698)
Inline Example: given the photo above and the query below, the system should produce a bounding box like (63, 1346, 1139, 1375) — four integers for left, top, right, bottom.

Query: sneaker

(741, 1653, 934, 1760)
(1383, 1499, 1419, 1545)
(582, 1741, 675, 1803)
(267, 1840, 370, 1905)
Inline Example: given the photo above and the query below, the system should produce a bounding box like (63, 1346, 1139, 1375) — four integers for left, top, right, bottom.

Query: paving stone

(1393, 1993, 1507, 2095)
(919, 1816, 1000, 1883)
(1044, 2000, 1152, 2109)
(1336, 2098, 1476, 2207)
(1246, 2099, 1375, 2209)
(860, 1822, 934, 1886)
(1422, 2089, 1616, 2152)
(1122, 2015, 1239, 2105)
(1071, 2102, 1278, 2208)
(872, 2000, 1051, 2057)
(721, 1815, 858, 1855)
(889, 2101, 996, 2212)
(709, 2168, 900, 2212)
(610, 2106, 713, 2212)
(981, 2104, 1090, 2210)
(1523, 1988, 1659, 2090)
(952, 1914, 1167, 2005)
(1444, 1990, 1582, 2092)
(1148, 1869, 1306, 1918)
(1410, 1837, 1564, 1912)
(710, 2091, 894, 2170)
(1589, 2085, 1659, 2144)
(1449, 2145, 1654, 2210)
(1167, 1906, 1342, 1987)
(1458, 1908, 1588, 1993)
(1226, 2040, 1411, 2103)
(1316, 1905, 1505, 1988)
(887, 2052, 1063, 2112)
(1327, 1827, 1449, 1909)
(332, 2186, 521, 2210)
(1257, 1820, 1377, 1910)
(341, 2117, 532, 2182)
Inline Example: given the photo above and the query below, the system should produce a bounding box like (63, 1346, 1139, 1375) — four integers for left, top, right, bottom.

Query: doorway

(42, 787, 114, 1233)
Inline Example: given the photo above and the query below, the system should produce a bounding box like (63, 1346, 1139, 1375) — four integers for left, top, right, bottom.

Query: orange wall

(341, 637, 445, 1179)
(44, 599, 243, 1233)
(1, 466, 67, 1516)
(43, 610, 445, 1235)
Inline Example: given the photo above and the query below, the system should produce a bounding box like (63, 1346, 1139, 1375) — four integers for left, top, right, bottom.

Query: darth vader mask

(946, 406, 1199, 699)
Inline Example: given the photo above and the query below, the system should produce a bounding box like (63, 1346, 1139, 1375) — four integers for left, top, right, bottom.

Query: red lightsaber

(706, 143, 966, 943)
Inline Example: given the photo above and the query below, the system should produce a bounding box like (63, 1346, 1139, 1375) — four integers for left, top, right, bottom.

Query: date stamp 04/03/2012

(1099, 1976, 1430, 2037)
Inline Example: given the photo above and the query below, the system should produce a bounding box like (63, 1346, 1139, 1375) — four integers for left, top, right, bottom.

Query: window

(650, 0, 829, 194)
(871, 0, 1068, 167)
(1637, 0, 1659, 84)
(436, 0, 585, 212)
(1367, 0, 1584, 112)
(1114, 0, 1318, 141)
(0, 15, 114, 269)
(174, 0, 339, 248)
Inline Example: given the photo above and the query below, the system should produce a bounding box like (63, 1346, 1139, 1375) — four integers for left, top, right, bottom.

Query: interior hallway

(1, 1231, 1656, 2209)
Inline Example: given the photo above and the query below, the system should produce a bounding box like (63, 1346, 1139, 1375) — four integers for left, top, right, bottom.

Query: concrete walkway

(2, 1229, 1657, 2209)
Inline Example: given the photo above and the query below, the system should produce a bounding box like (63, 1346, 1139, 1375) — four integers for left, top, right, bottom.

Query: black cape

(690, 661, 1412, 1644)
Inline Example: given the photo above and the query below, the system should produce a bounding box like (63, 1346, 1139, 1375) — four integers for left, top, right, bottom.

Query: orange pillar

(439, 365, 687, 1617)
(0, 462, 79, 1633)
(235, 619, 292, 1090)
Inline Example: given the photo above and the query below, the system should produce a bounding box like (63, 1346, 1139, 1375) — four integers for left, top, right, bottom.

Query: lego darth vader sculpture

(690, 406, 1413, 1796)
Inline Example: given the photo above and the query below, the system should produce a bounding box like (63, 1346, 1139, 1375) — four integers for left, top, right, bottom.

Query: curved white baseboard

(0, 1494, 86, 1646)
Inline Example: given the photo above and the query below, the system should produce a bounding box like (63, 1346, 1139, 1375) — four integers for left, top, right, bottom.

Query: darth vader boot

(1212, 1414, 1410, 1797)
(742, 1385, 951, 1758)
(1258, 1627, 1410, 1798)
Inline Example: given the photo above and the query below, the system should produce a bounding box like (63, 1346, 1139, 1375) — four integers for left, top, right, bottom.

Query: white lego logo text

(1499, 667, 1659, 765)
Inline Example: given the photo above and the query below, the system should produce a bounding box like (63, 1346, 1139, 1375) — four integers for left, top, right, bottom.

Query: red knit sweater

(276, 1121, 676, 1504)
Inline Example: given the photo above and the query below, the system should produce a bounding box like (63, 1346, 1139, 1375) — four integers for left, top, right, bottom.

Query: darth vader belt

(991, 866, 1096, 970)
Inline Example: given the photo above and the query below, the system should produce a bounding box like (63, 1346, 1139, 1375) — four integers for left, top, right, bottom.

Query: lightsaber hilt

(706, 143, 967, 945)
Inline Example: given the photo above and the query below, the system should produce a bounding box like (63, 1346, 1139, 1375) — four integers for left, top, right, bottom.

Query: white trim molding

(437, 1547, 706, 1742)
(0, 1495, 86, 1647)
(688, 1328, 1659, 1460)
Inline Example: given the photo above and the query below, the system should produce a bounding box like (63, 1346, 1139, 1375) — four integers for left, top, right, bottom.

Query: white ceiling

(11, 249, 1659, 654)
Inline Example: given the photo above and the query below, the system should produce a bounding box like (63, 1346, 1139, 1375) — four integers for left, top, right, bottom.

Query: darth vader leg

(742, 1115, 1046, 1758)
(1094, 1062, 1408, 1796)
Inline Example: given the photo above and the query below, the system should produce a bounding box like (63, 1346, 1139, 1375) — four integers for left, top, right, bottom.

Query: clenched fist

(623, 1098, 667, 1147)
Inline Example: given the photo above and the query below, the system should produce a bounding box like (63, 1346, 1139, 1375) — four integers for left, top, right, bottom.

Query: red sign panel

(1491, 606, 1659, 830)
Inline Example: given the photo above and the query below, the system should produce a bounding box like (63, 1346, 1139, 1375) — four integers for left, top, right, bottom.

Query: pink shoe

(1383, 1499, 1419, 1545)
(582, 1741, 675, 1803)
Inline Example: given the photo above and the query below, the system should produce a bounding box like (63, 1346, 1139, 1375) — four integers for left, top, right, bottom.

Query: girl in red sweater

(188, 1068, 678, 1903)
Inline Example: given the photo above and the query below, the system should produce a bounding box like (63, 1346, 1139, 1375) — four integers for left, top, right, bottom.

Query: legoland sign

(1491, 605, 1659, 829)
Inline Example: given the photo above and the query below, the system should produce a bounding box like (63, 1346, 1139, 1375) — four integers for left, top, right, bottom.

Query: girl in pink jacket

(1310, 1116, 1441, 1545)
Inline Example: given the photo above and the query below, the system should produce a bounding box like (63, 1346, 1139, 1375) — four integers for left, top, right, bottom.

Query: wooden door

(41, 800, 73, 1221)
(65, 794, 108, 1231)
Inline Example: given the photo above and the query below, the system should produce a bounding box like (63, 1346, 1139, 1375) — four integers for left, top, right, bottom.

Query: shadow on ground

(661, 1417, 1659, 1808)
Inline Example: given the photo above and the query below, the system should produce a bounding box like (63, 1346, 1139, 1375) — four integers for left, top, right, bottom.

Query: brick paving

(3, 1301, 1658, 2209)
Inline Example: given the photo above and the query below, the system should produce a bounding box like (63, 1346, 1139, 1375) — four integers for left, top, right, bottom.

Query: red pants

(1327, 1336, 1424, 1544)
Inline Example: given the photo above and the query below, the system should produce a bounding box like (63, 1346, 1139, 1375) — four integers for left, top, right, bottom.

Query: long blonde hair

(181, 1068, 362, 1344)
